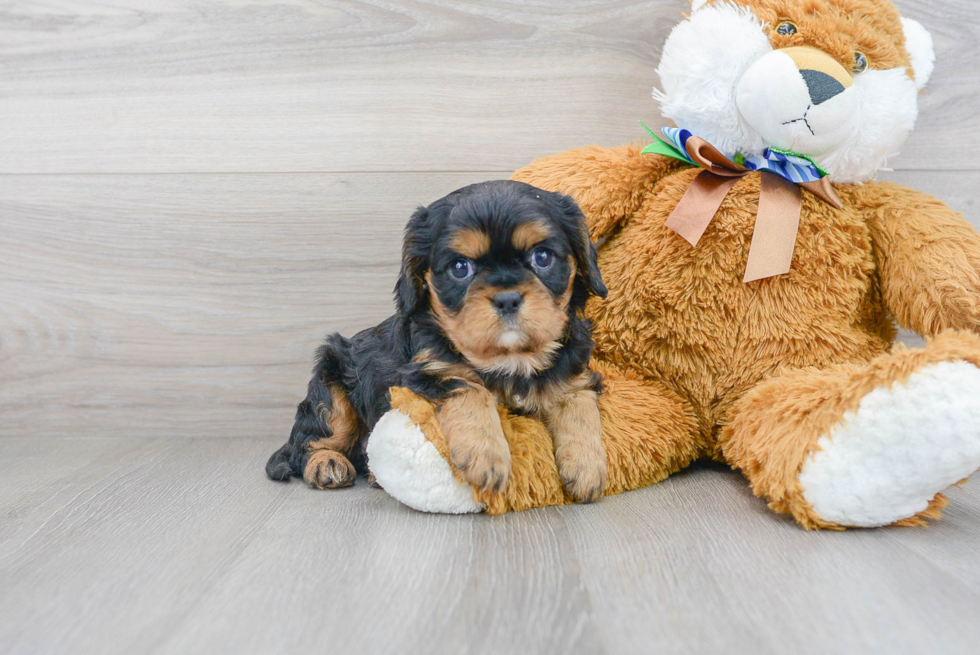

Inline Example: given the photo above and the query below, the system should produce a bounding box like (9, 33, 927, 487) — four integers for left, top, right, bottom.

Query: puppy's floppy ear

(555, 193, 607, 299)
(394, 206, 431, 316)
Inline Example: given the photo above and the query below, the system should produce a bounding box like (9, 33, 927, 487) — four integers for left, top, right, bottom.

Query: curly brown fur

(488, 139, 980, 524)
(698, 0, 911, 75)
(265, 180, 608, 499)
(377, 0, 980, 525)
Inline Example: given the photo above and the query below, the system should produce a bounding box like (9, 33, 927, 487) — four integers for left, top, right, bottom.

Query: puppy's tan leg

(437, 386, 511, 493)
(303, 384, 361, 489)
(543, 382, 607, 503)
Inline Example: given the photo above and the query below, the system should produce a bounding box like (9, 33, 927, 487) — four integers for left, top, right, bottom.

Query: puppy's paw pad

(304, 451, 356, 489)
(451, 441, 511, 493)
(560, 459, 606, 504)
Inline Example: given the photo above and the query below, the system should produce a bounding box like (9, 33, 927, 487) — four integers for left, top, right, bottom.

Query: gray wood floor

(2, 1, 980, 654)
(3, 437, 980, 654)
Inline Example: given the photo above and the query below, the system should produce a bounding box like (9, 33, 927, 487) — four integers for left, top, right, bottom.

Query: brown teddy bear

(367, 0, 980, 529)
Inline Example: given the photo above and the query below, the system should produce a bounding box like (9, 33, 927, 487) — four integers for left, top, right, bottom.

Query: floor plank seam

(546, 509, 610, 655)
(147, 483, 297, 654)
(881, 530, 980, 598)
(0, 440, 165, 571)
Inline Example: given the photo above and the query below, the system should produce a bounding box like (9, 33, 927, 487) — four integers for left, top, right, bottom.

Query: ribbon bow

(641, 124, 843, 283)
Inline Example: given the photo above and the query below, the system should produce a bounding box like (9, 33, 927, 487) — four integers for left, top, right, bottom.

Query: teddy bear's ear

(901, 18, 935, 91)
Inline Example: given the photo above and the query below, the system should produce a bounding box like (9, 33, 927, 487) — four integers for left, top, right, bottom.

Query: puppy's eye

(776, 21, 798, 36)
(449, 259, 474, 280)
(852, 51, 869, 74)
(530, 248, 554, 270)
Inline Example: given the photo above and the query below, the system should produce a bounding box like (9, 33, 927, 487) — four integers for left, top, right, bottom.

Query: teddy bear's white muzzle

(736, 49, 859, 157)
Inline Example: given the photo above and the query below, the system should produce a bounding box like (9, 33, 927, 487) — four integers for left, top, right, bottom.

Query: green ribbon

(639, 121, 692, 163)
(638, 120, 829, 178)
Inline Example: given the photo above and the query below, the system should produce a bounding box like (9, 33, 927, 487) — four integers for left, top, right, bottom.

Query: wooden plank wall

(2, 0, 978, 440)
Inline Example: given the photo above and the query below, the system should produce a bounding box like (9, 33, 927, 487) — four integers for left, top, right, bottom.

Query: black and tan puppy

(265, 180, 608, 501)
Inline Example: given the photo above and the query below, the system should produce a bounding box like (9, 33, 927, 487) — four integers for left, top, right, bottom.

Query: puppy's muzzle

(492, 291, 524, 317)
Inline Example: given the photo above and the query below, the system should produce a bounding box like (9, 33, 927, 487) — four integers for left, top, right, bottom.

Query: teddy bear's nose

(778, 46, 853, 107)
(800, 69, 846, 105)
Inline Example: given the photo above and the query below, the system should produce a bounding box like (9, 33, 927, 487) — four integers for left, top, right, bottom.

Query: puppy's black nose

(492, 291, 524, 316)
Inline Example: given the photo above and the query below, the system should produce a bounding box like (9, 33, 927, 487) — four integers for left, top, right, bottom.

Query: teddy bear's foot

(366, 408, 485, 514)
(798, 360, 980, 527)
(723, 330, 980, 529)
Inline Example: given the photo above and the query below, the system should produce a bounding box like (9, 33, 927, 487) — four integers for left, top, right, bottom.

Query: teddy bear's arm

(865, 183, 980, 336)
(512, 144, 681, 242)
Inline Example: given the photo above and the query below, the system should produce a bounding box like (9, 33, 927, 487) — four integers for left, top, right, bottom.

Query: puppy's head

(395, 180, 606, 375)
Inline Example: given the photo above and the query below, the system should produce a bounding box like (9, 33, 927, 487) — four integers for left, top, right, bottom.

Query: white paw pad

(366, 409, 485, 514)
(800, 361, 980, 527)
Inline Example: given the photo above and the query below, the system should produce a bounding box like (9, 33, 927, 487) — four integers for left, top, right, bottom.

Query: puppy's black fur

(265, 180, 606, 487)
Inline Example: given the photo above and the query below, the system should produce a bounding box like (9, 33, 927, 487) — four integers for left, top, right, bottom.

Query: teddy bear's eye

(776, 21, 798, 36)
(853, 51, 869, 74)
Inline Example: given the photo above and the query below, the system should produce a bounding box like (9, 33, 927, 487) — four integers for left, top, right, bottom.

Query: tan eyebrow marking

(448, 228, 491, 259)
(512, 220, 553, 251)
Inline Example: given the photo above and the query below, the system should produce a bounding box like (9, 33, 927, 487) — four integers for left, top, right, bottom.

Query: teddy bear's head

(655, 0, 934, 183)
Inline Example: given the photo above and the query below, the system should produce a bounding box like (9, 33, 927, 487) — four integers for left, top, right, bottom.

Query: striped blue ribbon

(658, 126, 827, 184)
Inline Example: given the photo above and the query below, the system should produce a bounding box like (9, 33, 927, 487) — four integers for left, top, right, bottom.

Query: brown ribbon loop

(800, 177, 844, 209)
(743, 173, 803, 283)
(664, 138, 839, 282)
(684, 136, 748, 177)
(665, 171, 740, 246)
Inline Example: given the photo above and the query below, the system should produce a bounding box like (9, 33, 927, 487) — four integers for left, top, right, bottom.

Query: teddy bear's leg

(588, 361, 705, 497)
(366, 387, 559, 515)
(366, 394, 487, 515)
(368, 364, 702, 514)
(720, 330, 980, 529)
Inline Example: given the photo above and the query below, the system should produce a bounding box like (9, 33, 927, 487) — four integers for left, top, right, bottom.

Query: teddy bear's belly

(587, 173, 893, 434)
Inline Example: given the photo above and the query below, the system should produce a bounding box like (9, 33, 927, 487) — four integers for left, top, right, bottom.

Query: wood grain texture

(1, 171, 976, 439)
(2, 2, 980, 652)
(0, 0, 976, 173)
(2, 438, 980, 655)
(0, 437, 295, 654)
(0, 172, 493, 438)
(566, 464, 980, 654)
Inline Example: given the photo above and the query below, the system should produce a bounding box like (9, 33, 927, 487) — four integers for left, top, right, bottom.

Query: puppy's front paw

(558, 455, 606, 504)
(450, 434, 511, 493)
(304, 450, 357, 489)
